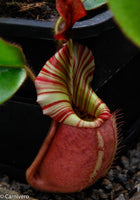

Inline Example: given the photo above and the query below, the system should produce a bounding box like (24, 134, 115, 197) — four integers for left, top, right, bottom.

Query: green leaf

(0, 38, 27, 104)
(108, 0, 140, 47)
(0, 38, 25, 67)
(0, 66, 27, 104)
(83, 0, 107, 10)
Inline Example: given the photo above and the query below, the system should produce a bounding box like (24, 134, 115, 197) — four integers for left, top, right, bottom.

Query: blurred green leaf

(0, 38, 25, 67)
(0, 38, 27, 104)
(108, 0, 140, 47)
(83, 0, 107, 10)
(0, 66, 26, 104)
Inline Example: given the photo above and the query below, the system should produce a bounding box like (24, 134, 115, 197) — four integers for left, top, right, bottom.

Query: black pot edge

(0, 10, 114, 40)
(73, 10, 114, 39)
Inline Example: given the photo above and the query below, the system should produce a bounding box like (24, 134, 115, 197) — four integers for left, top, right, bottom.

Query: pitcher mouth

(73, 103, 95, 121)
(72, 101, 111, 125)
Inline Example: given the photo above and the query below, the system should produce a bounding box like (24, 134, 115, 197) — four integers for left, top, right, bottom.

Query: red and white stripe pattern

(35, 40, 111, 127)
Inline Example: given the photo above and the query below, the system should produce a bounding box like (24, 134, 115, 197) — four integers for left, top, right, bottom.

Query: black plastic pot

(0, 9, 114, 40)
(0, 9, 139, 181)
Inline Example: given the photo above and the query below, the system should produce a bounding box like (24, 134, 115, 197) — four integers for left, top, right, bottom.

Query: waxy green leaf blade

(83, 0, 107, 10)
(0, 38, 25, 67)
(0, 38, 27, 104)
(108, 0, 140, 47)
(0, 66, 27, 104)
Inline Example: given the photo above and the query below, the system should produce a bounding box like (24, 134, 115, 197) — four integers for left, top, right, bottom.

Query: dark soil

(0, 139, 140, 200)
(0, 0, 58, 21)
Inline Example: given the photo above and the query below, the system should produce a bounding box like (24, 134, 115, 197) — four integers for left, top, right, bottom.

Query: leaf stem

(24, 65, 36, 82)
(54, 16, 63, 47)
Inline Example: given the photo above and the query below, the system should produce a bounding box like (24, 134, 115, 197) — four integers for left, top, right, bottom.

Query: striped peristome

(35, 39, 111, 127)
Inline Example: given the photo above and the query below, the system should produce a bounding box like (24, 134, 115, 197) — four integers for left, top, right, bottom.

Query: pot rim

(0, 10, 114, 40)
